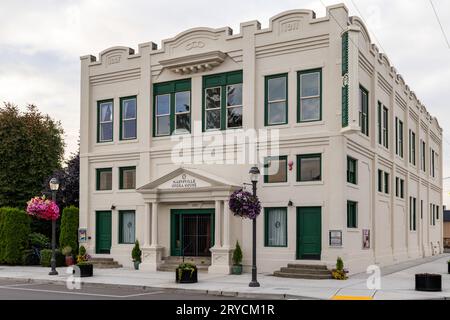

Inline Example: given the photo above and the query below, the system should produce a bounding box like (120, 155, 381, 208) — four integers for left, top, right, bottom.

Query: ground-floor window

(347, 201, 358, 228)
(264, 156, 288, 183)
(264, 207, 287, 247)
(119, 210, 136, 244)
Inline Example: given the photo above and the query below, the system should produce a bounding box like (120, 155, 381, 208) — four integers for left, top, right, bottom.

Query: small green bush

(0, 207, 31, 264)
(131, 240, 142, 262)
(59, 206, 79, 254)
(40, 249, 65, 267)
(22, 249, 40, 265)
(336, 257, 344, 271)
(29, 232, 50, 249)
(232, 241, 243, 265)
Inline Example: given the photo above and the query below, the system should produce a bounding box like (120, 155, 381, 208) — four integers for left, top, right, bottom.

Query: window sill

(293, 181, 324, 186)
(117, 189, 136, 193)
(347, 183, 359, 189)
(262, 182, 289, 187)
(95, 141, 114, 146)
(265, 123, 289, 129)
(346, 228, 360, 233)
(357, 132, 370, 142)
(93, 190, 114, 195)
(294, 120, 324, 127)
(118, 139, 139, 144)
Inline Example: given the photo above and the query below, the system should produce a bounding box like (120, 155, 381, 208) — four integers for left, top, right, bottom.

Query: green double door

(296, 207, 321, 260)
(96, 211, 112, 254)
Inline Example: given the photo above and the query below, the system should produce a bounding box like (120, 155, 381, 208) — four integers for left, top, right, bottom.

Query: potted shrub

(231, 241, 243, 275)
(62, 246, 74, 266)
(331, 257, 348, 280)
(176, 262, 198, 283)
(415, 273, 442, 292)
(75, 246, 93, 277)
(131, 240, 142, 270)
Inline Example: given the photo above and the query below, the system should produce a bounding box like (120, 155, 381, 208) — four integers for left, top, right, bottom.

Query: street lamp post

(49, 177, 59, 276)
(248, 166, 260, 287)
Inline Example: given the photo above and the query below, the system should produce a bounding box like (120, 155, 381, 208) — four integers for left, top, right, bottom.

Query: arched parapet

(158, 26, 233, 57)
(396, 74, 406, 86)
(90, 46, 138, 67)
(349, 16, 371, 43)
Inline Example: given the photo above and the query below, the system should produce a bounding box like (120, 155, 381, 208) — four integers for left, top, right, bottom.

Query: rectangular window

(98, 100, 113, 142)
(264, 208, 287, 247)
(395, 177, 399, 197)
(264, 156, 287, 183)
(297, 154, 322, 182)
(433, 204, 436, 225)
(421, 140, 426, 171)
(347, 201, 358, 228)
(119, 166, 136, 190)
(378, 169, 383, 192)
(347, 157, 357, 184)
(96, 168, 112, 191)
(377, 103, 388, 148)
(384, 172, 389, 194)
(120, 97, 137, 140)
(265, 74, 287, 126)
(204, 71, 243, 131)
(396, 118, 404, 158)
(119, 210, 136, 244)
(298, 69, 321, 122)
(409, 130, 416, 165)
(431, 148, 435, 177)
(400, 179, 404, 199)
(359, 86, 369, 136)
(154, 79, 191, 136)
(436, 205, 439, 220)
(409, 197, 416, 231)
(421, 200, 423, 219)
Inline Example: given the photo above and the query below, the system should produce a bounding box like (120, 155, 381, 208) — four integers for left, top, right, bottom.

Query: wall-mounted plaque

(329, 230, 342, 247)
(363, 229, 370, 249)
(78, 228, 87, 243)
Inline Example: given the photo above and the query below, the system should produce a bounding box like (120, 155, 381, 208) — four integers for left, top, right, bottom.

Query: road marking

(331, 295, 373, 300)
(0, 285, 165, 298)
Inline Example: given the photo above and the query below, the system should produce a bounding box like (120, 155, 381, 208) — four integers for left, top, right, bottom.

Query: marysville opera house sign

(171, 174, 197, 189)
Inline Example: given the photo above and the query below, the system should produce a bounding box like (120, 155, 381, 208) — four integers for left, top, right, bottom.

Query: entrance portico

(136, 167, 240, 274)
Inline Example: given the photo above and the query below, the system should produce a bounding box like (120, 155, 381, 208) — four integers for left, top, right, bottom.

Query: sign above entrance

(159, 173, 211, 190)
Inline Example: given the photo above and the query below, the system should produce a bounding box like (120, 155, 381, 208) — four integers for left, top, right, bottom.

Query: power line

(429, 0, 450, 49)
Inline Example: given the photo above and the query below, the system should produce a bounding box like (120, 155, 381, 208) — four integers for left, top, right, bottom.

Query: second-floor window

(120, 97, 137, 140)
(298, 69, 322, 122)
(119, 166, 136, 190)
(297, 154, 322, 182)
(347, 156, 357, 184)
(264, 156, 287, 183)
(359, 86, 369, 136)
(204, 71, 243, 131)
(409, 197, 416, 231)
(395, 117, 404, 158)
(421, 140, 426, 172)
(430, 148, 436, 177)
(98, 100, 113, 142)
(154, 79, 191, 136)
(265, 74, 288, 126)
(377, 102, 388, 148)
(96, 168, 112, 191)
(409, 130, 416, 165)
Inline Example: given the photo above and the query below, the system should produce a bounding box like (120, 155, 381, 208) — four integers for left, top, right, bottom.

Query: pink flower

(26, 196, 60, 221)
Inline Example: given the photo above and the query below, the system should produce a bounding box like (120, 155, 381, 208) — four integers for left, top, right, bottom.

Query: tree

(59, 206, 79, 253)
(0, 207, 31, 264)
(0, 103, 65, 208)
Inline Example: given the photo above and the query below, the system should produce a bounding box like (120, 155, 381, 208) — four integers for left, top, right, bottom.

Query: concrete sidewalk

(0, 254, 449, 300)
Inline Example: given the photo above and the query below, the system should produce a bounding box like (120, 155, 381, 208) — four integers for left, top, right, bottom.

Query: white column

(214, 200, 222, 248)
(143, 203, 151, 247)
(151, 202, 158, 247)
(223, 200, 231, 249)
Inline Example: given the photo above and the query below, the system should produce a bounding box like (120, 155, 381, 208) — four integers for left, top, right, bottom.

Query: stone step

(286, 264, 328, 270)
(273, 271, 332, 280)
(162, 256, 211, 264)
(158, 264, 210, 272)
(89, 257, 115, 262)
(280, 267, 331, 275)
(91, 262, 123, 269)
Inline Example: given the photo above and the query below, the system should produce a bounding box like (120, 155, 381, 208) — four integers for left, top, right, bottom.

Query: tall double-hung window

(98, 100, 113, 142)
(264, 208, 287, 247)
(204, 71, 243, 130)
(359, 86, 369, 136)
(377, 102, 388, 148)
(395, 117, 404, 158)
(120, 97, 137, 140)
(265, 74, 287, 126)
(154, 79, 191, 136)
(298, 69, 322, 122)
(409, 130, 416, 165)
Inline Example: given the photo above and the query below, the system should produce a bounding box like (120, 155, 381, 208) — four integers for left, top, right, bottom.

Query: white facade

(79, 4, 443, 275)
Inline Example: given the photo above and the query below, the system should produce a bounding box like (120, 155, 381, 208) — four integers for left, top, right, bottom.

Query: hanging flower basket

(26, 196, 60, 221)
(229, 189, 261, 219)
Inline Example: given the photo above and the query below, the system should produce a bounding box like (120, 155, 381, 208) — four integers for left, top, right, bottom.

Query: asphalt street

(0, 278, 245, 300)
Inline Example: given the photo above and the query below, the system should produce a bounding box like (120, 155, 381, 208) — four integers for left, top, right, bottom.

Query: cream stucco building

(79, 3, 444, 275)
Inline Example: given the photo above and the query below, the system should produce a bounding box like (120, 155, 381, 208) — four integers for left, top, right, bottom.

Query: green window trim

(97, 99, 114, 143)
(153, 79, 191, 137)
(264, 73, 288, 126)
(264, 207, 288, 247)
(202, 70, 243, 131)
(297, 154, 322, 182)
(119, 166, 136, 190)
(119, 96, 137, 140)
(297, 68, 322, 123)
(359, 85, 369, 136)
(263, 155, 288, 183)
(347, 156, 357, 184)
(347, 201, 358, 229)
(96, 168, 112, 191)
(118, 210, 136, 244)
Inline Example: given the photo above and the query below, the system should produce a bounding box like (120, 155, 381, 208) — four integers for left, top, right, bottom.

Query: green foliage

(59, 206, 79, 254)
(79, 245, 86, 256)
(22, 249, 40, 265)
(131, 240, 142, 262)
(232, 240, 243, 265)
(0, 207, 30, 264)
(39, 249, 65, 267)
(177, 262, 197, 279)
(62, 246, 72, 256)
(336, 256, 344, 271)
(0, 103, 64, 208)
(28, 232, 50, 249)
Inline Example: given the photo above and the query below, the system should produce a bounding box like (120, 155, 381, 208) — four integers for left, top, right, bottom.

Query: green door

(297, 207, 321, 260)
(96, 211, 112, 254)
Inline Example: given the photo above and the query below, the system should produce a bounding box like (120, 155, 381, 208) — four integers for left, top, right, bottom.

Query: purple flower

(229, 189, 261, 220)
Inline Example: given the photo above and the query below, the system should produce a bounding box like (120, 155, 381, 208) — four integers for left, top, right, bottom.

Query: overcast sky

(1, 0, 449, 204)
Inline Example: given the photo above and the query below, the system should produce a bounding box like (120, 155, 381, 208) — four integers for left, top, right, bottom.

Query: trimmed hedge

(59, 206, 79, 254)
(0, 207, 30, 264)
(40, 249, 65, 267)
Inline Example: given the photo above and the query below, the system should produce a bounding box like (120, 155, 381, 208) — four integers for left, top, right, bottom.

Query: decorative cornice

(159, 51, 227, 75)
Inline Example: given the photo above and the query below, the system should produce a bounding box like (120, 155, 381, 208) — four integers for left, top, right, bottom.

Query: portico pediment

(137, 167, 240, 202)
(159, 51, 227, 75)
